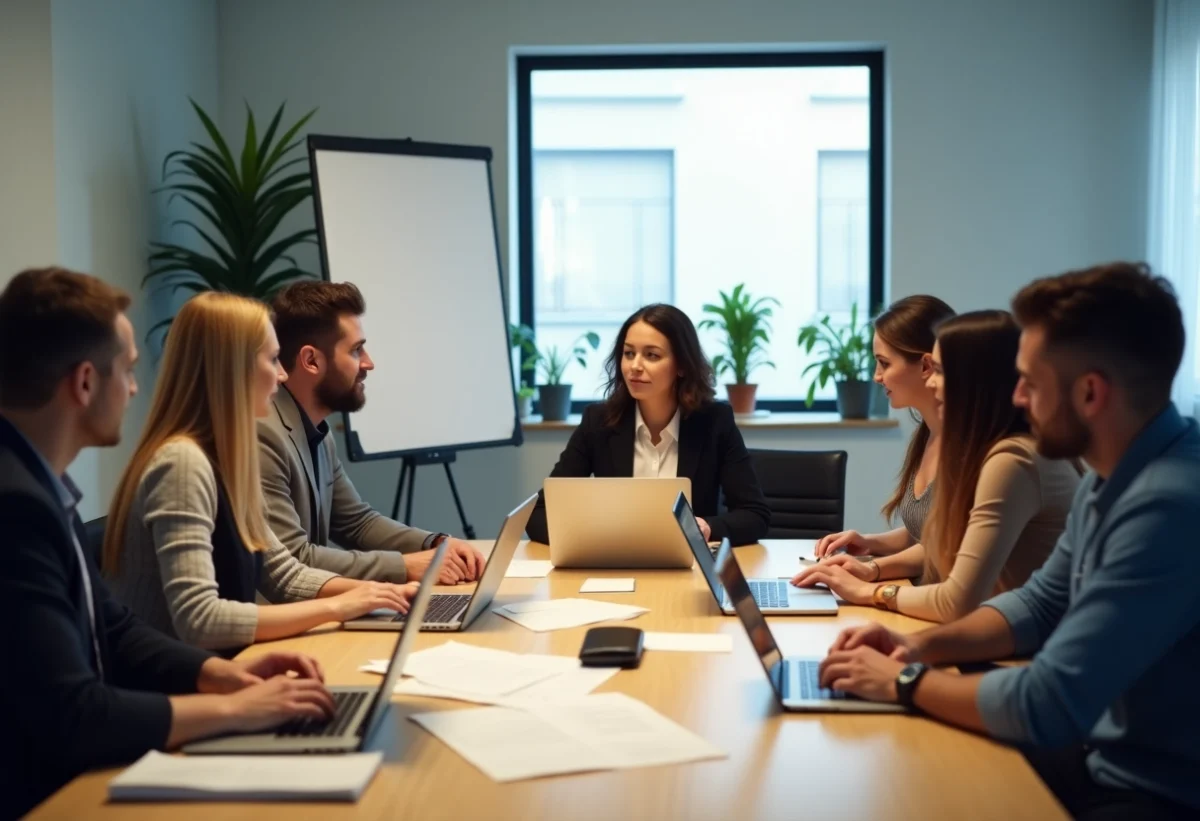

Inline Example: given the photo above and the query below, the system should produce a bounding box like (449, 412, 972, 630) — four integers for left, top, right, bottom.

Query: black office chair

(746, 449, 847, 539)
(82, 515, 107, 567)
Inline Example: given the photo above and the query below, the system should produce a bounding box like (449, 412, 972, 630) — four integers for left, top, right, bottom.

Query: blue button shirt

(977, 404, 1200, 809)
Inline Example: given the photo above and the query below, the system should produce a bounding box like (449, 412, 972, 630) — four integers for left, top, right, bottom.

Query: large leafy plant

(796, 302, 875, 406)
(698, 284, 780, 384)
(145, 100, 318, 340)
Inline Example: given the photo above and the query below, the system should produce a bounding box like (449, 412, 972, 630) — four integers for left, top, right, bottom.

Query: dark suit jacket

(525, 402, 770, 546)
(0, 417, 213, 819)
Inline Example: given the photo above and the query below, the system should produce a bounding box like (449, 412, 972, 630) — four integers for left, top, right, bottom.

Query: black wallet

(579, 626, 644, 668)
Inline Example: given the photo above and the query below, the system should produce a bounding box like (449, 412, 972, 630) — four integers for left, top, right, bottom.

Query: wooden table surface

(29, 540, 1067, 821)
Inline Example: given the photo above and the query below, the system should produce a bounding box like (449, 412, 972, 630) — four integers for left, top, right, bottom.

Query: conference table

(30, 540, 1067, 821)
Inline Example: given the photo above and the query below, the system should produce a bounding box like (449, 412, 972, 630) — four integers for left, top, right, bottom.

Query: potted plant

(509, 322, 537, 418)
(531, 332, 600, 422)
(698, 284, 780, 415)
(796, 302, 875, 419)
(144, 100, 319, 344)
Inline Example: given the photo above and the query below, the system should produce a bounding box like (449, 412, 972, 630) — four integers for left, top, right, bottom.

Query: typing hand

(818, 646, 905, 703)
(225, 675, 337, 732)
(406, 547, 466, 584)
(695, 517, 712, 541)
(330, 581, 418, 620)
(828, 622, 921, 662)
(790, 562, 875, 605)
(444, 537, 486, 582)
(196, 653, 325, 694)
(814, 530, 875, 558)
(792, 554, 875, 586)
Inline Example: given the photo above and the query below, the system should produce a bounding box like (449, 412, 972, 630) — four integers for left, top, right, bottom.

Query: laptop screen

(714, 540, 786, 701)
(360, 539, 447, 744)
(460, 492, 538, 626)
(672, 492, 726, 604)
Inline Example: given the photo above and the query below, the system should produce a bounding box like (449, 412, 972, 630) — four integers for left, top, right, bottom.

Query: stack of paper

(410, 692, 725, 782)
(505, 560, 554, 578)
(360, 640, 620, 705)
(492, 598, 648, 632)
(109, 751, 382, 802)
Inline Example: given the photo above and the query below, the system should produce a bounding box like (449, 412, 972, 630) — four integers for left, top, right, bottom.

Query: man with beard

(259, 281, 483, 585)
(811, 263, 1200, 820)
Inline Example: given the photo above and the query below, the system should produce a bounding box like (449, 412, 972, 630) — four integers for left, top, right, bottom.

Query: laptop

(546, 477, 693, 569)
(673, 493, 837, 615)
(182, 541, 448, 754)
(343, 492, 538, 632)
(716, 540, 904, 713)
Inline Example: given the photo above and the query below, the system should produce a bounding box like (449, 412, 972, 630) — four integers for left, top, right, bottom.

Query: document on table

(643, 632, 732, 653)
(108, 750, 382, 802)
(395, 665, 620, 706)
(410, 692, 724, 782)
(493, 598, 648, 632)
(579, 578, 635, 593)
(505, 560, 554, 578)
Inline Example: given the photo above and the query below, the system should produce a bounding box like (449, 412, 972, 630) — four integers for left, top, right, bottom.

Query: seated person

(795, 310, 1081, 622)
(260, 281, 483, 585)
(105, 292, 419, 653)
(813, 295, 955, 557)
(525, 303, 770, 546)
(0, 268, 333, 819)
(815, 263, 1200, 820)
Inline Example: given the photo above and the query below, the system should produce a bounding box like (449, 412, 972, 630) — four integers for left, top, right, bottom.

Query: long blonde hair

(103, 292, 273, 573)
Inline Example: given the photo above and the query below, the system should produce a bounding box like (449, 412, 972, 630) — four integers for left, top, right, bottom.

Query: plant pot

(870, 381, 890, 418)
(725, 383, 758, 415)
(836, 380, 874, 420)
(517, 393, 533, 419)
(538, 384, 573, 421)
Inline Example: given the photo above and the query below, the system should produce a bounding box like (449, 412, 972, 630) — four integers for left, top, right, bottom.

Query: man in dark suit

(0, 268, 335, 819)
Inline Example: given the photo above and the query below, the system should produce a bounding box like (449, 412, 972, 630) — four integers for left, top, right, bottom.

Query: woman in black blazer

(525, 304, 770, 546)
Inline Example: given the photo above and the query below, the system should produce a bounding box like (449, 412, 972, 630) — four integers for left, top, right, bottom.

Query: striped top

(898, 472, 934, 543)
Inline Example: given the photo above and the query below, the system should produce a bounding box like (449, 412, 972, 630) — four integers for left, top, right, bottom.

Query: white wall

(216, 0, 1152, 537)
(50, 0, 219, 519)
(0, 1, 57, 285)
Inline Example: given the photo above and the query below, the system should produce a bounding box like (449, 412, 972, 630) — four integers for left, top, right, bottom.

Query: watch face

(898, 663, 923, 684)
(883, 584, 898, 599)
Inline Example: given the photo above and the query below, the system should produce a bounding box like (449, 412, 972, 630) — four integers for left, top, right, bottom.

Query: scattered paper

(643, 632, 732, 653)
(580, 577, 636, 593)
(493, 598, 648, 632)
(398, 641, 576, 696)
(410, 692, 724, 782)
(505, 560, 554, 578)
(395, 665, 619, 706)
(109, 750, 382, 802)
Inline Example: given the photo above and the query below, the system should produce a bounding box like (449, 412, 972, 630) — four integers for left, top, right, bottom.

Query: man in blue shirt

(818, 262, 1200, 820)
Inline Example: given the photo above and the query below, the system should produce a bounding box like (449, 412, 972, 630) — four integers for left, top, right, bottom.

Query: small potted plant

(796, 302, 875, 419)
(532, 332, 600, 421)
(698, 284, 780, 415)
(509, 323, 537, 419)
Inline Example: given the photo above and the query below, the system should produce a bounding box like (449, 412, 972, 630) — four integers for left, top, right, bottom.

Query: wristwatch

(872, 583, 899, 611)
(895, 662, 929, 710)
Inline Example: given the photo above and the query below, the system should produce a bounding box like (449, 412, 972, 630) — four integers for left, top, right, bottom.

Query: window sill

(521, 412, 899, 431)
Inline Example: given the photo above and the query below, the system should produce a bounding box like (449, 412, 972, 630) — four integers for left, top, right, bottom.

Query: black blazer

(0, 417, 213, 819)
(526, 401, 770, 546)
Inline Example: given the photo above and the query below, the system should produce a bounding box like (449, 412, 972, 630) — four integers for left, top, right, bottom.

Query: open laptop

(716, 540, 903, 713)
(343, 492, 538, 632)
(182, 541, 447, 754)
(674, 493, 837, 615)
(546, 477, 693, 569)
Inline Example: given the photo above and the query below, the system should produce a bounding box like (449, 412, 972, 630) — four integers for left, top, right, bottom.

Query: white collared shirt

(634, 405, 681, 479)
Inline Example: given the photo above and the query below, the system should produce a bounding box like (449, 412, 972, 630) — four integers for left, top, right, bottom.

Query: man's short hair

(1011, 261, 1184, 411)
(271, 280, 365, 371)
(0, 267, 131, 410)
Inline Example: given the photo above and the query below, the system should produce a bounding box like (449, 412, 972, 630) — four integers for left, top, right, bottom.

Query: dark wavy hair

(601, 304, 715, 427)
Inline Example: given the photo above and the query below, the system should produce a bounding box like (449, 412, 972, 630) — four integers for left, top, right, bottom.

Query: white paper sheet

(394, 665, 620, 706)
(579, 577, 636, 593)
(643, 632, 733, 653)
(397, 640, 577, 696)
(410, 692, 724, 782)
(505, 560, 554, 578)
(493, 598, 648, 632)
(108, 750, 382, 802)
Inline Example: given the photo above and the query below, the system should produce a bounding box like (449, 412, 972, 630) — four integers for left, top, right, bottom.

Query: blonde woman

(105, 292, 417, 652)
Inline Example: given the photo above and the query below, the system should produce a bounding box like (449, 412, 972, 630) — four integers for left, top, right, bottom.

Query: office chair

(746, 449, 847, 539)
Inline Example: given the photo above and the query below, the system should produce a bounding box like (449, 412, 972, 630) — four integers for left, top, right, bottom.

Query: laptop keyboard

(276, 690, 368, 738)
(749, 579, 791, 609)
(793, 660, 846, 701)
(392, 593, 469, 625)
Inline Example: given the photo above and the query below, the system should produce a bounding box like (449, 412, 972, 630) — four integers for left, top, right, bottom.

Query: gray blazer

(257, 389, 433, 583)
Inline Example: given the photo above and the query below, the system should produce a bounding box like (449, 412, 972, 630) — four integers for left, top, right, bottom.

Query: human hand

(444, 537, 486, 582)
(813, 530, 876, 558)
(695, 517, 712, 541)
(818, 646, 906, 702)
(790, 562, 876, 605)
(793, 554, 876, 585)
(197, 652, 325, 694)
(330, 581, 419, 621)
(828, 622, 922, 662)
(223, 675, 336, 731)
(407, 547, 468, 584)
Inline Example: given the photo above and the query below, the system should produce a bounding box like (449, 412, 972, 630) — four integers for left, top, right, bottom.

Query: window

(516, 51, 885, 410)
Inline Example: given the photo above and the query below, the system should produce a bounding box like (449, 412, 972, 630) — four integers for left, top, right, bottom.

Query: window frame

(515, 49, 887, 414)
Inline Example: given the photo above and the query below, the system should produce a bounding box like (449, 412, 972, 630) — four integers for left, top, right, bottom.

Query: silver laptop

(674, 493, 837, 615)
(546, 477, 693, 569)
(716, 541, 903, 713)
(344, 493, 538, 632)
(182, 541, 447, 754)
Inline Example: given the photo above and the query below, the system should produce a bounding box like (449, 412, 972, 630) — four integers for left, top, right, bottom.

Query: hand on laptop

(790, 561, 874, 605)
(221, 675, 337, 732)
(818, 645, 905, 702)
(829, 622, 922, 662)
(695, 517, 711, 541)
(814, 529, 876, 558)
(408, 539, 485, 584)
(329, 580, 419, 620)
(195, 652, 325, 694)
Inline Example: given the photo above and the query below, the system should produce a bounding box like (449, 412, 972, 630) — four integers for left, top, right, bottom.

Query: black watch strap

(895, 662, 929, 710)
